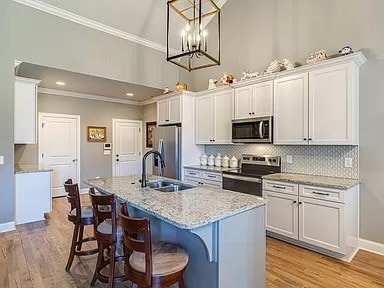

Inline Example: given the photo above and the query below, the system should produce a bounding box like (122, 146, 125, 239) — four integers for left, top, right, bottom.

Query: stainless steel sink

(147, 180, 195, 192)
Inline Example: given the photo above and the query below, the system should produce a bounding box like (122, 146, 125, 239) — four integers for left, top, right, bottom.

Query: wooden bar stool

(119, 203, 189, 288)
(64, 179, 98, 272)
(89, 188, 127, 288)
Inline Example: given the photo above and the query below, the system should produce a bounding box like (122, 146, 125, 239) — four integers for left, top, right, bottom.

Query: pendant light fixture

(166, 0, 221, 71)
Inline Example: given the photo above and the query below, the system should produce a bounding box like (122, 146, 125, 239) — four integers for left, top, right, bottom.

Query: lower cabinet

(15, 171, 52, 225)
(263, 180, 359, 259)
(184, 168, 222, 188)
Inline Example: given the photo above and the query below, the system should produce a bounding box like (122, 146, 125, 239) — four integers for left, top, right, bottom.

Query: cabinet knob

(252, 112, 255, 115)
(116, 159, 120, 162)
(308, 138, 312, 141)
(293, 200, 297, 204)
(303, 138, 307, 141)
(165, 119, 170, 122)
(299, 202, 302, 205)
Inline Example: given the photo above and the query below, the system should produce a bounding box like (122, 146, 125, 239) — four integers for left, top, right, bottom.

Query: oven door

(222, 174, 263, 197)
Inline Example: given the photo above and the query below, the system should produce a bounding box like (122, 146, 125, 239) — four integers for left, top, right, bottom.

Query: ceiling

(16, 62, 164, 102)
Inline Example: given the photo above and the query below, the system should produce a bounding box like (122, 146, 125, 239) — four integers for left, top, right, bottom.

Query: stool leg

(178, 277, 185, 288)
(77, 225, 84, 251)
(91, 242, 104, 286)
(108, 244, 116, 288)
(65, 224, 80, 272)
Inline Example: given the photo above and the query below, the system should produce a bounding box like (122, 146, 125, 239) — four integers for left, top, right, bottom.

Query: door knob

(116, 159, 120, 162)
(116, 154, 119, 157)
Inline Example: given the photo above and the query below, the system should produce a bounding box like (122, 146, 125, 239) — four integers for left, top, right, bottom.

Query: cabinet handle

(249, 112, 252, 115)
(312, 191, 330, 196)
(116, 159, 120, 162)
(308, 138, 312, 141)
(165, 119, 170, 122)
(252, 112, 255, 115)
(272, 185, 286, 189)
(207, 175, 216, 178)
(303, 138, 307, 141)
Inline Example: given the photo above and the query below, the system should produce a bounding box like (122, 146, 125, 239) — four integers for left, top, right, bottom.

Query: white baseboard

(359, 238, 384, 256)
(0, 221, 16, 233)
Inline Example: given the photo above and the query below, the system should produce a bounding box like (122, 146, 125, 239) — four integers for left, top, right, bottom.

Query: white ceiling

(16, 62, 164, 101)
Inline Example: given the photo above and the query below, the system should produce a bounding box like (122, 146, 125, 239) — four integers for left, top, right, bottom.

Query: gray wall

(0, 0, 184, 225)
(190, 0, 384, 244)
(15, 93, 143, 187)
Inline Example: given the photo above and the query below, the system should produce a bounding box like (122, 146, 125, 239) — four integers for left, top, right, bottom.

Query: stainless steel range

(222, 154, 281, 197)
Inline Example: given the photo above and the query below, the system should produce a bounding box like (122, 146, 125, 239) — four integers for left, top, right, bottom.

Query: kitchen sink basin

(146, 180, 195, 192)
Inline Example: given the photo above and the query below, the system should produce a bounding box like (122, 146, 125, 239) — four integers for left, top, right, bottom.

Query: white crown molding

(0, 221, 16, 234)
(14, 60, 22, 68)
(12, 0, 179, 54)
(360, 238, 384, 256)
(38, 87, 143, 106)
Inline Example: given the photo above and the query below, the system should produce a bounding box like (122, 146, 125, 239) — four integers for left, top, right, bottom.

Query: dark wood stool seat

(89, 188, 128, 288)
(64, 179, 98, 272)
(119, 203, 188, 288)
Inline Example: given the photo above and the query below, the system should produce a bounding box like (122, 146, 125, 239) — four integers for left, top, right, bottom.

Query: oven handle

(223, 174, 262, 183)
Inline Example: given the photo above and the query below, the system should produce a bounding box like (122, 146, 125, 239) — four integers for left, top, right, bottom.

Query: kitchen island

(86, 175, 267, 288)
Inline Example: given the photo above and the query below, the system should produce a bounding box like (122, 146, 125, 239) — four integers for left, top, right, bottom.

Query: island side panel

(218, 205, 266, 288)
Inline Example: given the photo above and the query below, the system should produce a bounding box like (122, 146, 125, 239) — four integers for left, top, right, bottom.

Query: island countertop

(85, 175, 266, 230)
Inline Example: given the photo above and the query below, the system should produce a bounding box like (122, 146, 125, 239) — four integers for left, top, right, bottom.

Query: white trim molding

(12, 0, 178, 54)
(14, 60, 22, 68)
(0, 221, 16, 233)
(359, 238, 384, 256)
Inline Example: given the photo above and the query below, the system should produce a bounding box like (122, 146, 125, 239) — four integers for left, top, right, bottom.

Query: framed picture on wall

(146, 121, 157, 148)
(87, 126, 106, 142)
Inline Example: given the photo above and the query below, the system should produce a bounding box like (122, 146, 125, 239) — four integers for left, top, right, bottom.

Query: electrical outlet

(345, 158, 353, 168)
(0, 156, 4, 165)
(287, 155, 293, 164)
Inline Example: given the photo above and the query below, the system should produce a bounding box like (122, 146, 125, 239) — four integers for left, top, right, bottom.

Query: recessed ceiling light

(56, 81, 66, 86)
(126, 93, 134, 96)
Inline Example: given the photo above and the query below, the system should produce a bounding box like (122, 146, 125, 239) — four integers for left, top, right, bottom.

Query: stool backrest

(64, 179, 81, 221)
(119, 203, 153, 287)
(89, 187, 117, 241)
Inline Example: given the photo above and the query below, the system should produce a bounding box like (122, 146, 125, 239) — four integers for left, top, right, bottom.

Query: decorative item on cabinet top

(175, 82, 188, 92)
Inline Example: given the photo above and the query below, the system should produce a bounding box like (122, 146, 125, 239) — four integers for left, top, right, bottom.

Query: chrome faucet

(141, 150, 166, 187)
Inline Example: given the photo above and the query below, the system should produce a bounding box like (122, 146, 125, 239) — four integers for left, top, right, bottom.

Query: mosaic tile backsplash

(205, 145, 359, 179)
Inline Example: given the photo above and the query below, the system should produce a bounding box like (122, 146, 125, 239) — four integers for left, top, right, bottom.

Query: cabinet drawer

(184, 169, 202, 178)
(203, 172, 222, 182)
(184, 177, 222, 188)
(299, 185, 346, 203)
(263, 180, 298, 195)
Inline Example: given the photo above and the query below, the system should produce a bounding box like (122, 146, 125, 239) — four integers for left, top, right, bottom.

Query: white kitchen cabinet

(157, 95, 181, 125)
(15, 171, 52, 225)
(273, 73, 309, 145)
(299, 196, 346, 253)
(274, 56, 363, 145)
(264, 190, 298, 240)
(263, 180, 359, 261)
(309, 63, 358, 145)
(234, 81, 273, 120)
(184, 168, 222, 188)
(195, 89, 233, 144)
(14, 77, 41, 144)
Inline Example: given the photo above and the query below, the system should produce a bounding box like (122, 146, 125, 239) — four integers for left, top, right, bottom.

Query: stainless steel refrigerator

(152, 126, 181, 180)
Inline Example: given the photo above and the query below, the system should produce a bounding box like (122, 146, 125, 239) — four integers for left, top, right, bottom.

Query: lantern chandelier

(166, 0, 221, 71)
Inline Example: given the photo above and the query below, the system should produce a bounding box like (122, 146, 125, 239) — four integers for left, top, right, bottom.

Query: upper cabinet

(274, 53, 366, 145)
(234, 80, 273, 120)
(14, 77, 41, 144)
(157, 95, 181, 125)
(195, 88, 233, 144)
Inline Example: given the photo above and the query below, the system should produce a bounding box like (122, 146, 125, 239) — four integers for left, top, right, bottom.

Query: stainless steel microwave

(232, 116, 273, 143)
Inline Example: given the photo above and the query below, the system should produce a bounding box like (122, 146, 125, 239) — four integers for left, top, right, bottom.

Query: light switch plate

(345, 158, 353, 168)
(287, 155, 293, 164)
(0, 156, 4, 165)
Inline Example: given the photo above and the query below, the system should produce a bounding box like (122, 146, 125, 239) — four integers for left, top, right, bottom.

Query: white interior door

(113, 119, 142, 177)
(39, 113, 80, 197)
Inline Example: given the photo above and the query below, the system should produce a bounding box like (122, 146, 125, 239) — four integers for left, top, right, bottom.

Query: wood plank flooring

(0, 195, 383, 287)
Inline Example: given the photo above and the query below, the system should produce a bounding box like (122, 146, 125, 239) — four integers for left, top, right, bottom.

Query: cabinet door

(195, 95, 213, 144)
(157, 99, 169, 125)
(265, 191, 298, 239)
(169, 96, 181, 124)
(14, 80, 37, 144)
(234, 86, 253, 119)
(253, 81, 273, 117)
(213, 90, 233, 144)
(309, 63, 355, 145)
(299, 197, 346, 254)
(274, 73, 309, 145)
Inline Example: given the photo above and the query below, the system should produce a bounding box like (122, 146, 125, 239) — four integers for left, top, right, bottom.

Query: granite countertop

(85, 175, 266, 230)
(184, 165, 239, 173)
(15, 164, 53, 174)
(262, 173, 360, 189)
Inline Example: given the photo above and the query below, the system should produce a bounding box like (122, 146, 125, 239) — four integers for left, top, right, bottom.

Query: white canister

(230, 156, 238, 168)
(208, 154, 215, 166)
(200, 153, 208, 166)
(215, 153, 222, 167)
(222, 155, 229, 168)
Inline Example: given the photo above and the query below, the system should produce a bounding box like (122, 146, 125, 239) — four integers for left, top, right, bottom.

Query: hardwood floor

(0, 195, 383, 287)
